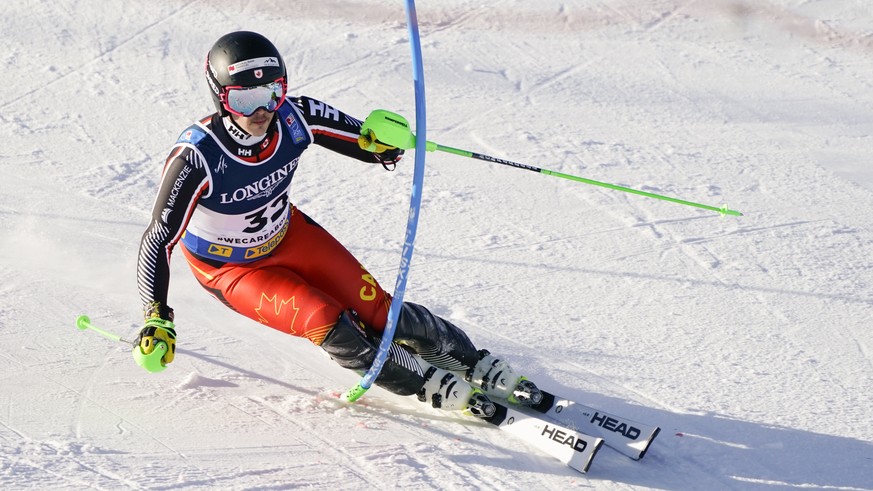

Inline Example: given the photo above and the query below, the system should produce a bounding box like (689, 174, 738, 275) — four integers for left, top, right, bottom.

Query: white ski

(525, 391, 661, 460)
(485, 402, 603, 473)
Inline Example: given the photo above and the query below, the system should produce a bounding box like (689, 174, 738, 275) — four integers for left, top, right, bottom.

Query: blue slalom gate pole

(343, 0, 428, 402)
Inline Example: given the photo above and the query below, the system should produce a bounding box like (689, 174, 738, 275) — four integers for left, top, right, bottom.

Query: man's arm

(136, 146, 209, 318)
(291, 96, 402, 166)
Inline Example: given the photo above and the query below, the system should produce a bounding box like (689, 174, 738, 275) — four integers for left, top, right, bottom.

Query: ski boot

(465, 350, 543, 406)
(418, 366, 497, 418)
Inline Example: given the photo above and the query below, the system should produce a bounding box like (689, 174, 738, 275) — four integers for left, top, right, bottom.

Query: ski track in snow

(3, 0, 873, 489)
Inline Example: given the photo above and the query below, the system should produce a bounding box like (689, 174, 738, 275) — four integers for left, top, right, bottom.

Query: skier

(135, 30, 542, 418)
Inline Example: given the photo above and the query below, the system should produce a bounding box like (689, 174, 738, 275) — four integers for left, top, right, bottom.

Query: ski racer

(135, 31, 542, 417)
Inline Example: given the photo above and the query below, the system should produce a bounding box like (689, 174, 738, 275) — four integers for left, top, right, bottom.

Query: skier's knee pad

(320, 311, 425, 396)
(320, 311, 376, 370)
(396, 302, 480, 369)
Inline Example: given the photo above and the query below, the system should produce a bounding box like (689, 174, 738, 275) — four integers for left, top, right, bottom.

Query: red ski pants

(181, 207, 391, 345)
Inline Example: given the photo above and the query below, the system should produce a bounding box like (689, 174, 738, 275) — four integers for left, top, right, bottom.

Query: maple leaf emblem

(254, 293, 300, 333)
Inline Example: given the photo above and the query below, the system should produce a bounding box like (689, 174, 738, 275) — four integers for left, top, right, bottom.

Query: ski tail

(484, 402, 603, 473)
(527, 391, 660, 461)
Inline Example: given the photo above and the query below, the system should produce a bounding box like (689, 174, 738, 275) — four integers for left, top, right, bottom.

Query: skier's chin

(236, 112, 271, 136)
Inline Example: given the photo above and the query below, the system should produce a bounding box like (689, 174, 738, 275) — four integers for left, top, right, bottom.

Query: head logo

(254, 69, 263, 79)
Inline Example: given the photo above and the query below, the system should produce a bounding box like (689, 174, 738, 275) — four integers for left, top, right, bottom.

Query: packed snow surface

(2, 0, 872, 489)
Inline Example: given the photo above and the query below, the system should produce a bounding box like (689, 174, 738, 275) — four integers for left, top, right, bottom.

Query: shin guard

(320, 311, 425, 396)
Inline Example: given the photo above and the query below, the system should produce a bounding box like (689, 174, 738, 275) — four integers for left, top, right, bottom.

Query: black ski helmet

(205, 31, 287, 116)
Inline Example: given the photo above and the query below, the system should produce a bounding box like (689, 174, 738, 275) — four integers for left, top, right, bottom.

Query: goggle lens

(223, 79, 286, 117)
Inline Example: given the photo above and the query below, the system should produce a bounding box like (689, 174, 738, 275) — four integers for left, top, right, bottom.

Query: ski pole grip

(362, 109, 439, 151)
(132, 342, 168, 373)
(77, 315, 165, 372)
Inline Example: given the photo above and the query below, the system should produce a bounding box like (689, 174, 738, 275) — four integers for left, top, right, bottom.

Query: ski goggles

(221, 78, 287, 117)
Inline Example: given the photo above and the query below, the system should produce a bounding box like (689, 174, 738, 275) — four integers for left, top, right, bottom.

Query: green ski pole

(76, 315, 167, 373)
(361, 109, 743, 217)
